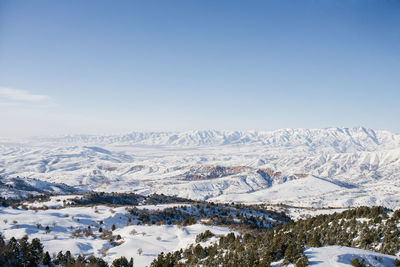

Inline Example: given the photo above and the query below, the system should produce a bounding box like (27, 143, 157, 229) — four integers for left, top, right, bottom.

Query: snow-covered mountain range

(1, 127, 400, 208)
(30, 127, 400, 152)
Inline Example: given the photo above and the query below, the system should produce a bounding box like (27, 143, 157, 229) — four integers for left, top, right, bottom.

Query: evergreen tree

(42, 251, 52, 266)
(112, 256, 129, 267)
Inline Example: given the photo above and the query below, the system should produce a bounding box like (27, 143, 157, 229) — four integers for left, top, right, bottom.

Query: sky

(0, 0, 399, 137)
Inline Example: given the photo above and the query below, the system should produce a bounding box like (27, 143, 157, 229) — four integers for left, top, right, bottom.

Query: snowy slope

(303, 246, 399, 267)
(272, 246, 400, 267)
(0, 205, 233, 267)
(1, 127, 400, 208)
(0, 177, 84, 199)
(2, 202, 399, 266)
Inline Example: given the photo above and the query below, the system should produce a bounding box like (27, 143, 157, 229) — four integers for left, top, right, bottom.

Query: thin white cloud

(0, 101, 20, 107)
(0, 87, 51, 102)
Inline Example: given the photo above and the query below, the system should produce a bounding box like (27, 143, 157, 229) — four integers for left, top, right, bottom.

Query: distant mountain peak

(29, 127, 400, 153)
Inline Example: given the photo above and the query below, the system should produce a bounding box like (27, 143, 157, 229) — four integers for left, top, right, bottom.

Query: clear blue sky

(0, 0, 399, 137)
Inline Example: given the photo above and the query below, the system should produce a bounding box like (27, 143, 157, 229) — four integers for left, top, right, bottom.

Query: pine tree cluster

(1, 206, 400, 266)
(0, 235, 133, 267)
(151, 206, 400, 267)
(128, 202, 290, 230)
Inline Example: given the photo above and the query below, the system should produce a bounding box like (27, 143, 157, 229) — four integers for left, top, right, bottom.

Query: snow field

(304, 246, 399, 267)
(0, 205, 233, 266)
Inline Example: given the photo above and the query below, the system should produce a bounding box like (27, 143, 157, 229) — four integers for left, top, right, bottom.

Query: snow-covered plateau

(1, 127, 400, 209)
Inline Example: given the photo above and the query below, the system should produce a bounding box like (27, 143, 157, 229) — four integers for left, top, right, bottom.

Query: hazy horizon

(1, 126, 398, 141)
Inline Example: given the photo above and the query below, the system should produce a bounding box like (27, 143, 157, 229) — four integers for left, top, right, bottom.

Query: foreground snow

(0, 205, 232, 266)
(1, 204, 399, 266)
(106, 224, 228, 266)
(304, 246, 399, 267)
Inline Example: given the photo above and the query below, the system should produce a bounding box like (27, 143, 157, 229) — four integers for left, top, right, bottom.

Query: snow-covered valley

(1, 127, 400, 209)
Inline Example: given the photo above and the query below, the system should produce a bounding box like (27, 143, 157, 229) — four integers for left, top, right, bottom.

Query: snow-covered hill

(270, 246, 400, 266)
(300, 246, 399, 267)
(1, 127, 400, 208)
(0, 204, 234, 267)
(2, 201, 398, 266)
(0, 177, 84, 199)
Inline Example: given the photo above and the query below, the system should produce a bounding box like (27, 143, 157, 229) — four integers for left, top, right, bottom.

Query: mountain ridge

(27, 127, 400, 152)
